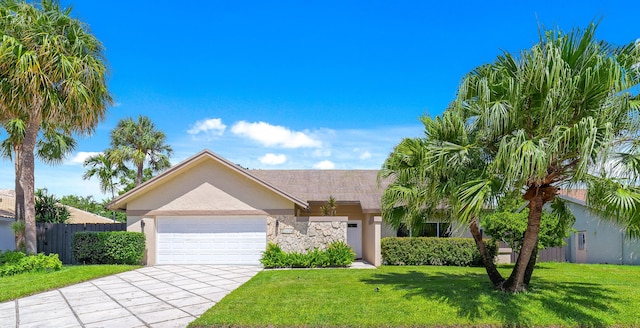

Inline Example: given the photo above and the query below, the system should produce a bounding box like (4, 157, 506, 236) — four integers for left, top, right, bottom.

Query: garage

(156, 216, 267, 265)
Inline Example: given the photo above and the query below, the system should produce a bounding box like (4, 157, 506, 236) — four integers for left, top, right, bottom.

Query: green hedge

(260, 241, 355, 268)
(381, 237, 498, 267)
(0, 251, 62, 276)
(72, 231, 145, 265)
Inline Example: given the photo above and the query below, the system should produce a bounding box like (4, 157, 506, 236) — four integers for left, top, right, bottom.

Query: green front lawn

(0, 265, 140, 302)
(191, 263, 640, 327)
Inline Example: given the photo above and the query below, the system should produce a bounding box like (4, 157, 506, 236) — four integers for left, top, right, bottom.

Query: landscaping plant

(72, 231, 145, 265)
(260, 241, 355, 268)
(0, 250, 62, 276)
(381, 237, 498, 266)
(379, 22, 640, 292)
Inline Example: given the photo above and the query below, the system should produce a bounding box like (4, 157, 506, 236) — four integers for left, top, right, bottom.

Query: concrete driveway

(0, 265, 262, 328)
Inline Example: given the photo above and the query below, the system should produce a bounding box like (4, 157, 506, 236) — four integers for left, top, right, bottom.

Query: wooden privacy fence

(36, 223, 126, 264)
(509, 246, 566, 263)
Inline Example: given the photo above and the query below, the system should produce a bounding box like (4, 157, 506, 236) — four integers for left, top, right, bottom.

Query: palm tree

(109, 115, 172, 186)
(1, 118, 76, 248)
(380, 113, 506, 285)
(83, 152, 127, 221)
(381, 23, 640, 292)
(0, 0, 112, 254)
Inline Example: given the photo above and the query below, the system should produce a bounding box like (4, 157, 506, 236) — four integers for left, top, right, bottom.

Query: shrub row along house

(107, 149, 640, 267)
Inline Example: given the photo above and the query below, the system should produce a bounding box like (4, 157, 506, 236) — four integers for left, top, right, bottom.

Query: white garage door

(156, 216, 266, 265)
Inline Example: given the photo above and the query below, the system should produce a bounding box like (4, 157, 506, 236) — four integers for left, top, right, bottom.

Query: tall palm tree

(0, 0, 112, 254)
(381, 23, 640, 292)
(1, 118, 76, 248)
(83, 152, 127, 221)
(109, 115, 172, 186)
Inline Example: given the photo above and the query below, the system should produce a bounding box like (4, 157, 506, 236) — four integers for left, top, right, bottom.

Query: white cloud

(312, 149, 332, 157)
(231, 121, 322, 148)
(259, 153, 287, 165)
(65, 152, 101, 165)
(359, 151, 372, 160)
(187, 118, 227, 137)
(313, 160, 335, 169)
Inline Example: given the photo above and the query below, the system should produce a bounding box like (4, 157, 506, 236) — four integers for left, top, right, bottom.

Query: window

(397, 222, 451, 237)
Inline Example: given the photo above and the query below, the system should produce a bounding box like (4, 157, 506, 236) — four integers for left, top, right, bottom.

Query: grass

(190, 262, 640, 327)
(0, 264, 140, 302)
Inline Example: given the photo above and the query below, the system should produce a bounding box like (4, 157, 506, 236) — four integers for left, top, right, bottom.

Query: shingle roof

(249, 170, 385, 213)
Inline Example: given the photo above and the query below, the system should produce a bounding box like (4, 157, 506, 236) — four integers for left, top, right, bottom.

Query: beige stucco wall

(362, 215, 382, 266)
(126, 158, 294, 214)
(267, 216, 347, 253)
(127, 215, 156, 265)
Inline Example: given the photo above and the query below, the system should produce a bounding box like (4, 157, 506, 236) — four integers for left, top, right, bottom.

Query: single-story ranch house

(108, 149, 397, 266)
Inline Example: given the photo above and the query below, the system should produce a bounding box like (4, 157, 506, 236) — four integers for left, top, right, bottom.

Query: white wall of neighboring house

(563, 199, 640, 265)
(0, 218, 15, 251)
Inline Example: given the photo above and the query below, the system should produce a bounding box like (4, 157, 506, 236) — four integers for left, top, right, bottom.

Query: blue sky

(0, 0, 637, 200)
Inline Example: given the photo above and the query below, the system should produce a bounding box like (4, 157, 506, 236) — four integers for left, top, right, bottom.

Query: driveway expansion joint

(57, 289, 84, 328)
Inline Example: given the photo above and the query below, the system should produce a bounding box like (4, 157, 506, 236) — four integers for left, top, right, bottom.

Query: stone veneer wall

(267, 215, 347, 253)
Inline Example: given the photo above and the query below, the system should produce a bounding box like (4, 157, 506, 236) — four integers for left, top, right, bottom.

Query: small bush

(103, 231, 146, 265)
(0, 253, 62, 277)
(72, 231, 145, 265)
(325, 241, 356, 267)
(260, 241, 355, 268)
(0, 250, 26, 265)
(381, 237, 498, 267)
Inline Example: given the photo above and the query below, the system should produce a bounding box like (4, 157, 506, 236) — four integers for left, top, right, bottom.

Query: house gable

(110, 150, 307, 215)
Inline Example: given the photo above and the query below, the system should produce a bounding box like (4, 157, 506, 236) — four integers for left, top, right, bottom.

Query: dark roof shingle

(249, 170, 385, 212)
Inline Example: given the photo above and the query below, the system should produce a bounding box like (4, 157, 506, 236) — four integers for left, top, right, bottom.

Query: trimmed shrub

(72, 231, 145, 265)
(0, 253, 62, 276)
(103, 231, 146, 265)
(260, 242, 355, 268)
(72, 232, 107, 264)
(381, 237, 498, 267)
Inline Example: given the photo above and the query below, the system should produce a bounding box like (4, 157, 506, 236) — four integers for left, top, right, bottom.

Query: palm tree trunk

(523, 240, 539, 286)
(469, 218, 504, 286)
(14, 145, 25, 250)
(136, 162, 144, 186)
(20, 114, 41, 255)
(503, 185, 554, 292)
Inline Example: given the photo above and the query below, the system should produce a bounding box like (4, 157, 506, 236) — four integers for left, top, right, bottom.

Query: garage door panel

(156, 216, 266, 265)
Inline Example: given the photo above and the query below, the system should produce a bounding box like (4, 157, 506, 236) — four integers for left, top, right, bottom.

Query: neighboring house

(63, 206, 116, 224)
(560, 190, 640, 265)
(108, 149, 391, 266)
(0, 190, 15, 251)
(0, 189, 117, 252)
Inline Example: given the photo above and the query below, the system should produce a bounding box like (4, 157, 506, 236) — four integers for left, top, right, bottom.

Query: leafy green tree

(381, 23, 640, 292)
(480, 194, 574, 253)
(0, 0, 112, 254)
(35, 189, 70, 223)
(109, 115, 172, 186)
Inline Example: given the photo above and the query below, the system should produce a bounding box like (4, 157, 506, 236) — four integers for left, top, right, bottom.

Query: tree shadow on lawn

(361, 269, 617, 327)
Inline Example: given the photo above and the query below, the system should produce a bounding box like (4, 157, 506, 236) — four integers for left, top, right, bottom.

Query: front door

(575, 230, 587, 263)
(347, 220, 362, 259)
